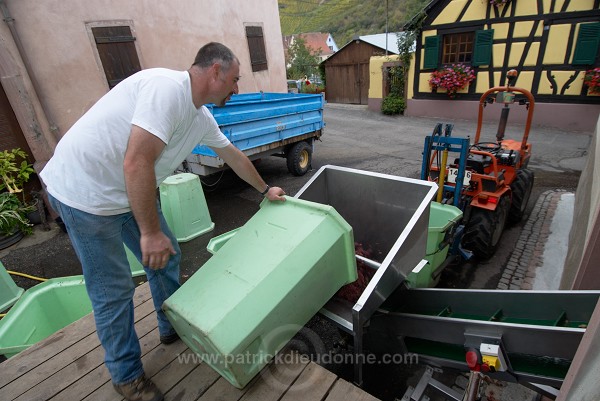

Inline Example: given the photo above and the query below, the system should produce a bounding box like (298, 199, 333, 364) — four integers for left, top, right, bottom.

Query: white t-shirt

(40, 68, 230, 215)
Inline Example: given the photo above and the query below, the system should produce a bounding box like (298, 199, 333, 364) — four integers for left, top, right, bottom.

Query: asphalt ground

(0, 103, 592, 400)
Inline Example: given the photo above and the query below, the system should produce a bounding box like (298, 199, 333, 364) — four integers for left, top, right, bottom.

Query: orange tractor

(421, 69, 535, 259)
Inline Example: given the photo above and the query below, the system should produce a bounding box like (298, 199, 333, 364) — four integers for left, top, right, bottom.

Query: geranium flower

(429, 63, 476, 98)
(583, 67, 600, 95)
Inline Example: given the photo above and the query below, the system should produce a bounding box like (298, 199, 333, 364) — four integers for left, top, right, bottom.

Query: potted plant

(0, 148, 36, 248)
(0, 148, 35, 193)
(0, 192, 34, 245)
(429, 63, 476, 98)
(583, 67, 600, 95)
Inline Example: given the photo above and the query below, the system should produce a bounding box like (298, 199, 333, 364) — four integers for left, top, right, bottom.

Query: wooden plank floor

(1, 282, 380, 401)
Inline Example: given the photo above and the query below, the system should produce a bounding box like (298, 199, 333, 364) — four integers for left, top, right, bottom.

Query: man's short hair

(192, 42, 238, 71)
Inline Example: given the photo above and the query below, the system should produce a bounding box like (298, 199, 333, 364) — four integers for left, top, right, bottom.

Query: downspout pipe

(0, 0, 59, 137)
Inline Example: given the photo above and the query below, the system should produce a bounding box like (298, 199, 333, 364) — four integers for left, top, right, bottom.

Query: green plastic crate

(0, 275, 92, 358)
(408, 202, 462, 288)
(125, 244, 146, 277)
(206, 228, 240, 255)
(159, 173, 214, 242)
(0, 261, 23, 313)
(163, 196, 357, 388)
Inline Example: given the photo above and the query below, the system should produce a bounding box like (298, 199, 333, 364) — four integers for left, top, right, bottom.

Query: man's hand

(265, 186, 286, 202)
(124, 125, 175, 269)
(141, 231, 177, 269)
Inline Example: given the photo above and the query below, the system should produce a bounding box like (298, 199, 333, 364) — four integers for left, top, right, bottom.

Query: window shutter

(572, 23, 600, 65)
(245, 26, 268, 72)
(472, 29, 494, 66)
(423, 36, 439, 69)
(92, 26, 141, 88)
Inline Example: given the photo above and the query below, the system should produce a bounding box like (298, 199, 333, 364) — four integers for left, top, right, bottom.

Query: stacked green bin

(408, 202, 462, 288)
(163, 196, 357, 389)
(159, 173, 214, 242)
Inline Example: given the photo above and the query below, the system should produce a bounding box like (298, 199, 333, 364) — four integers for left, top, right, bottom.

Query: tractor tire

(508, 168, 534, 223)
(286, 141, 312, 176)
(462, 195, 510, 260)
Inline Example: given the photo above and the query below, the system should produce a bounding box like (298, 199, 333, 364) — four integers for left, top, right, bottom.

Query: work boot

(160, 332, 180, 345)
(113, 374, 164, 401)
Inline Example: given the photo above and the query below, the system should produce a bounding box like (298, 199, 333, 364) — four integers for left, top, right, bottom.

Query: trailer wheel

(508, 168, 534, 223)
(462, 195, 510, 259)
(287, 141, 312, 176)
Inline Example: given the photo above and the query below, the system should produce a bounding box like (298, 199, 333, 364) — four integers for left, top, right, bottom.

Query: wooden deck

(1, 282, 380, 401)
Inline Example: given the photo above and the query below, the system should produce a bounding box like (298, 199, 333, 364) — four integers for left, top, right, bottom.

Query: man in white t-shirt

(40, 42, 285, 401)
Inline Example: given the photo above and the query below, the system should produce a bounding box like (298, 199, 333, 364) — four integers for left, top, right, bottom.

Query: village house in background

(0, 0, 287, 179)
(403, 0, 600, 131)
(322, 32, 400, 105)
(283, 32, 338, 65)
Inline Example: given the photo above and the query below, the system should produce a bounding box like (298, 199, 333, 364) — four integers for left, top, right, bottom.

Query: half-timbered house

(404, 0, 600, 131)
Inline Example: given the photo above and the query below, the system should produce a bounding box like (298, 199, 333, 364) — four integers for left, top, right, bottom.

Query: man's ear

(211, 63, 221, 80)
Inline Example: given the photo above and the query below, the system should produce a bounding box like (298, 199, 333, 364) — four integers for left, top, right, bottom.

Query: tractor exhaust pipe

(497, 106, 509, 142)
(496, 70, 518, 143)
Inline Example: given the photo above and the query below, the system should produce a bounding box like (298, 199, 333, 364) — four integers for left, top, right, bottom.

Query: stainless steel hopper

(295, 165, 438, 384)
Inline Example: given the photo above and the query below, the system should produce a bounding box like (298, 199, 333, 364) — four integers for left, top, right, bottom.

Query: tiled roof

(297, 32, 334, 56)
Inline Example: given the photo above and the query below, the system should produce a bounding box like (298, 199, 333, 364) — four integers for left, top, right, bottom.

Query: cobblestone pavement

(497, 189, 569, 290)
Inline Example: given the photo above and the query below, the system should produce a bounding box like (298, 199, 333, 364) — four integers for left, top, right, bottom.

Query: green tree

(286, 37, 320, 80)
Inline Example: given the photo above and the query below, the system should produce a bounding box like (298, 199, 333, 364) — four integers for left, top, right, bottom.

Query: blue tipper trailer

(181, 92, 325, 176)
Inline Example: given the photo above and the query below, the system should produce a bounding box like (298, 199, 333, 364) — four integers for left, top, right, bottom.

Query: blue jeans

(48, 194, 181, 385)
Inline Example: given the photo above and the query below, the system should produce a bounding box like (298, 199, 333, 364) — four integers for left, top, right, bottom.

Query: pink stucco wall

(405, 99, 600, 132)
(2, 0, 286, 137)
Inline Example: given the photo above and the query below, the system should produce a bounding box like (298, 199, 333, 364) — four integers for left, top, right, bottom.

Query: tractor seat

(497, 149, 521, 166)
(454, 154, 491, 174)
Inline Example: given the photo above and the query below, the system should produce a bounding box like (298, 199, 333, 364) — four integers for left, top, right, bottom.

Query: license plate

(447, 168, 471, 185)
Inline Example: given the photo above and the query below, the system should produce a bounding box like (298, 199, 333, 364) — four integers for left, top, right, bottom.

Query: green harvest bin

(0, 261, 23, 312)
(159, 173, 214, 242)
(206, 228, 240, 255)
(163, 196, 357, 389)
(0, 275, 92, 358)
(125, 244, 146, 277)
(408, 202, 462, 288)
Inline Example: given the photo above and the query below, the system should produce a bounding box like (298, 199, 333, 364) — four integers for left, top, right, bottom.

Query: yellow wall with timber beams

(411, 0, 599, 98)
(539, 71, 585, 95)
(543, 24, 571, 64)
(404, 0, 600, 131)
